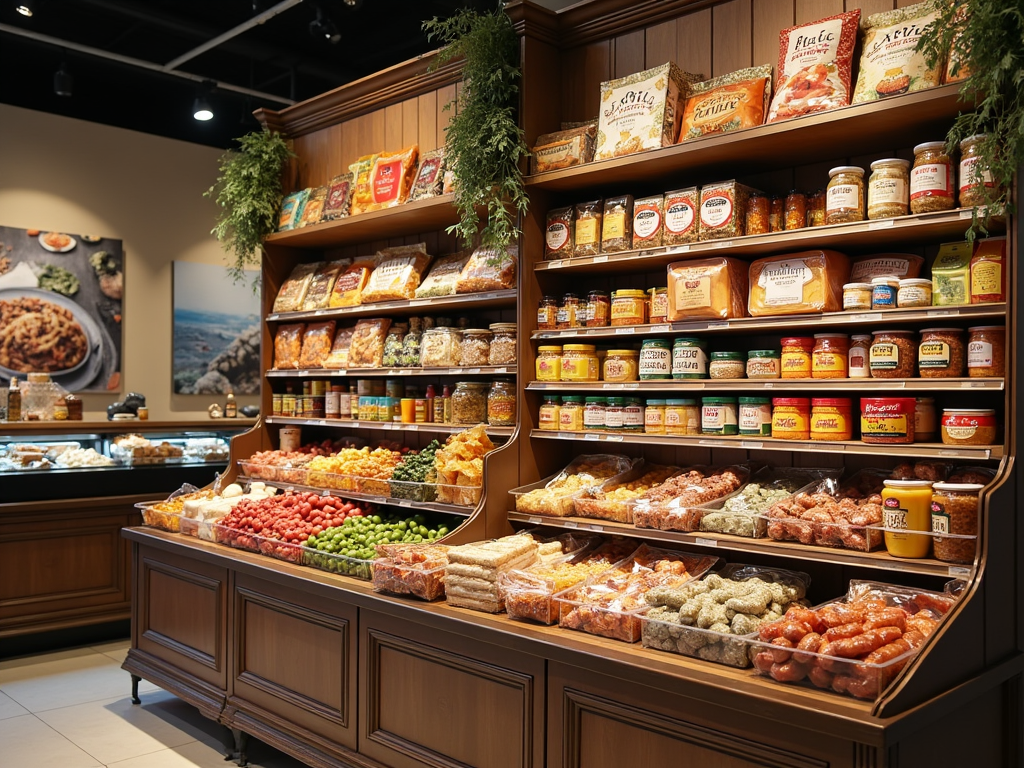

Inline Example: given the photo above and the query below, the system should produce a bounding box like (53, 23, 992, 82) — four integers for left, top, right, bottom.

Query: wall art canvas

(173, 261, 260, 395)
(0, 224, 123, 392)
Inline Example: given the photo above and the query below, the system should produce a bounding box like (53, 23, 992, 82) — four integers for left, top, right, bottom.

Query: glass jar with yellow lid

(536, 346, 562, 381)
(610, 289, 648, 326)
(603, 350, 640, 382)
(561, 344, 600, 381)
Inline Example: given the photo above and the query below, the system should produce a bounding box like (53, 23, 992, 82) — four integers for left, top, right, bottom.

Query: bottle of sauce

(7, 378, 21, 421)
(442, 384, 453, 424)
(224, 392, 237, 418)
(425, 385, 436, 423)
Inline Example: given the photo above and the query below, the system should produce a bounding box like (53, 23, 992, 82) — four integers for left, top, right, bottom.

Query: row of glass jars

(385, 322, 518, 368)
(538, 288, 668, 331)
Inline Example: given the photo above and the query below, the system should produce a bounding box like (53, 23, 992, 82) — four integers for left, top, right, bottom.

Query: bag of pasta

(273, 262, 322, 313)
(324, 326, 355, 369)
(348, 318, 392, 369)
(361, 244, 432, 303)
(328, 256, 377, 308)
(273, 324, 305, 369)
(415, 251, 473, 298)
(348, 154, 379, 216)
(455, 246, 518, 294)
(298, 321, 336, 369)
(367, 145, 419, 211)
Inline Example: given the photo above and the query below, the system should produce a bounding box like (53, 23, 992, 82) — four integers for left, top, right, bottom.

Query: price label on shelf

(321, 489, 331, 496)
(665, 245, 690, 255)
(699, 439, 729, 447)
(707, 321, 730, 329)
(960, 381, 990, 388)
(960, 208, 974, 219)
(584, 433, 600, 441)
(314, 309, 329, 316)
(593, 255, 608, 263)
(605, 383, 624, 390)
(563, 521, 579, 528)
(467, 368, 482, 374)
(868, 219, 894, 230)
(528, 517, 542, 525)
(711, 240, 733, 249)
(762, 382, 773, 389)
(318, 420, 329, 426)
(849, 312, 881, 322)
(623, 382, 640, 389)
(694, 537, 718, 548)
(397, 500, 412, 507)
(494, 368, 508, 374)
(557, 432, 574, 439)
(589, 524, 603, 532)
(927, 309, 958, 317)
(948, 566, 971, 578)
(615, 327, 636, 335)
(547, 260, 564, 269)
(409, 299, 430, 307)
(605, 435, 623, 442)
(740, 441, 764, 449)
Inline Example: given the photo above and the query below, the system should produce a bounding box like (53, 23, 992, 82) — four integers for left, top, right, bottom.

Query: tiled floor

(0, 639, 308, 768)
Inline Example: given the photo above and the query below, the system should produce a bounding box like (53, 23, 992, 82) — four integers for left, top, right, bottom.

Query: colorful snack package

(632, 195, 664, 249)
(545, 207, 575, 259)
(328, 256, 377, 308)
(301, 259, 350, 311)
(602, 196, 634, 253)
(297, 186, 328, 228)
(361, 244, 432, 302)
(456, 246, 518, 293)
(415, 251, 473, 298)
(324, 326, 355, 369)
(698, 180, 759, 241)
(663, 188, 699, 245)
(853, 2, 943, 103)
(320, 174, 353, 221)
(748, 250, 850, 316)
(532, 124, 596, 173)
(408, 149, 445, 201)
(680, 65, 772, 141)
(273, 324, 306, 369)
(348, 318, 392, 369)
(367, 145, 419, 211)
(273, 262, 322, 313)
(298, 321, 337, 369)
(277, 189, 309, 231)
(668, 257, 749, 320)
(348, 154, 379, 216)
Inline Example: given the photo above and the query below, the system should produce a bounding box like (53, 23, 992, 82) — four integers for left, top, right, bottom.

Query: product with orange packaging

(347, 153, 379, 216)
(297, 321, 336, 369)
(667, 257, 748, 320)
(679, 65, 772, 141)
(347, 318, 392, 369)
(361, 244, 432, 303)
(748, 250, 850, 316)
(273, 324, 305, 370)
(328, 256, 377, 307)
(663, 187, 699, 244)
(367, 145, 419, 211)
(969, 237, 1006, 304)
(296, 186, 328, 228)
(301, 259, 350, 310)
(273, 262, 322, 313)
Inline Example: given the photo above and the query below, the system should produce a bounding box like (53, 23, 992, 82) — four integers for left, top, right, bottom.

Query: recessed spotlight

(193, 96, 213, 121)
(16, 0, 34, 16)
(54, 63, 72, 97)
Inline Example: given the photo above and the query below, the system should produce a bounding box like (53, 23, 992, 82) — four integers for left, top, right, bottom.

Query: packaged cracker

(667, 257, 748, 320)
(748, 250, 850, 316)
(767, 10, 861, 123)
(273, 324, 305, 369)
(663, 188, 699, 245)
(348, 154, 379, 216)
(545, 207, 575, 259)
(273, 262, 322, 313)
(698, 180, 758, 241)
(408, 149, 445, 201)
(298, 321, 336, 369)
(849, 253, 924, 282)
(853, 2, 943, 103)
(532, 124, 596, 174)
(602, 195, 634, 253)
(456, 246, 517, 293)
(361, 244, 432, 303)
(632, 195, 664, 249)
(415, 251, 473, 299)
(320, 174, 353, 221)
(348, 318, 392, 369)
(328, 256, 377, 308)
(297, 186, 328, 228)
(367, 145, 419, 211)
(277, 189, 309, 231)
(323, 326, 355, 369)
(301, 259, 350, 311)
(680, 65, 772, 141)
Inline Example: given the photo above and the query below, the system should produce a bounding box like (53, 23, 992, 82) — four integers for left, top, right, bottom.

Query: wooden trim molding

(552, 0, 721, 48)
(141, 557, 222, 673)
(122, 649, 226, 722)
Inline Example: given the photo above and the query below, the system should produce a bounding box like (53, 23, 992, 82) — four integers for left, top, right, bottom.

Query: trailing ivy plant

(205, 129, 294, 283)
(423, 1, 529, 252)
(918, 0, 1024, 242)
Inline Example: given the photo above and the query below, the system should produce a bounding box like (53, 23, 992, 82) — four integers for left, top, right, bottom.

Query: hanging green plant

(205, 129, 294, 283)
(918, 1, 1024, 242)
(423, 1, 529, 252)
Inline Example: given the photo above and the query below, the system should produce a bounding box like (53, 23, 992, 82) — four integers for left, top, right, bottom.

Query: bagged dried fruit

(415, 251, 473, 298)
(273, 324, 305, 369)
(298, 321, 336, 369)
(273, 262, 322, 313)
(348, 318, 392, 369)
(328, 256, 377, 308)
(297, 185, 328, 228)
(301, 259, 349, 310)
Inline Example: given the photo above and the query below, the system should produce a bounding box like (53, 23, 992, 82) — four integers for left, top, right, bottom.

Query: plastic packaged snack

(320, 173, 353, 221)
(699, 180, 758, 241)
(748, 250, 850, 316)
(849, 253, 924, 282)
(277, 189, 309, 231)
(348, 153, 379, 216)
(574, 200, 602, 257)
(273, 324, 305, 369)
(301, 259, 349, 311)
(408, 148, 445, 201)
(679, 65, 772, 141)
(511, 454, 638, 517)
(531, 124, 596, 173)
(667, 257, 748, 320)
(456, 246, 517, 293)
(298, 321, 336, 369)
(762, 477, 885, 551)
(367, 145, 419, 211)
(297, 185, 328, 228)
(573, 464, 680, 522)
(630, 465, 750, 531)
(853, 3, 943, 104)
(371, 543, 450, 601)
(273, 262, 322, 313)
(328, 257, 377, 308)
(602, 195, 634, 253)
(415, 251, 473, 298)
(632, 195, 664, 249)
(323, 326, 355, 369)
(361, 244, 432, 303)
(663, 187, 699, 245)
(545, 207, 575, 259)
(348, 318, 392, 369)
(767, 10, 861, 123)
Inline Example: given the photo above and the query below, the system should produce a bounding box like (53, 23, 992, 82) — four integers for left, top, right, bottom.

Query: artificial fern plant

(205, 129, 294, 283)
(423, 1, 529, 252)
(918, 0, 1024, 242)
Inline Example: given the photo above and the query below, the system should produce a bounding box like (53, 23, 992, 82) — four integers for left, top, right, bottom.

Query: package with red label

(767, 10, 860, 123)
(297, 186, 328, 228)
(408, 149, 445, 201)
(361, 244, 432, 303)
(348, 154, 379, 216)
(545, 207, 575, 259)
(663, 188, 699, 245)
(698, 180, 759, 241)
(320, 174, 353, 221)
(367, 145, 419, 212)
(328, 256, 377, 308)
(632, 195, 664, 249)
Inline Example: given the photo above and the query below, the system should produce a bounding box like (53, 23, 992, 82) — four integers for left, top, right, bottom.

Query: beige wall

(0, 103, 260, 421)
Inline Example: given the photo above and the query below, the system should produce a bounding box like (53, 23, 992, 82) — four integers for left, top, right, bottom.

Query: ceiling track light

(309, 5, 341, 45)
(342, 0, 363, 8)
(15, 0, 35, 17)
(193, 80, 216, 121)
(53, 62, 72, 97)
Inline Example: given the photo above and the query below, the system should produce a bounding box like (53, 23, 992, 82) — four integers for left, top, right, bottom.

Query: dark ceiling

(0, 0, 491, 149)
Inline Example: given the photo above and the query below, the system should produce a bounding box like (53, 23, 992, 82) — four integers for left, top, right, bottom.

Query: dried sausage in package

(408, 149, 445, 201)
(679, 65, 772, 141)
(297, 186, 328, 228)
(320, 174, 353, 221)
(415, 251, 472, 299)
(853, 2, 943, 103)
(273, 262, 322, 313)
(348, 154, 379, 216)
(328, 257, 377, 308)
(298, 321, 336, 369)
(748, 250, 850, 316)
(361, 244, 432, 303)
(348, 318, 392, 369)
(667, 257, 748, 320)
(273, 324, 305, 370)
(456, 246, 517, 293)
(323, 326, 355, 369)
(301, 259, 350, 311)
(767, 10, 860, 123)
(367, 145, 419, 211)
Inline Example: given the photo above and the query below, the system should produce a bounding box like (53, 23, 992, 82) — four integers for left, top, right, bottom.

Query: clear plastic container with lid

(916, 397, 937, 441)
(420, 327, 462, 367)
(648, 287, 669, 323)
(812, 334, 849, 379)
(644, 399, 667, 434)
(452, 381, 488, 424)
(586, 290, 610, 327)
(746, 350, 780, 379)
(624, 398, 644, 432)
(867, 158, 910, 219)
(931, 482, 982, 563)
(897, 278, 932, 308)
(826, 166, 865, 224)
(559, 396, 584, 431)
(781, 337, 814, 379)
(538, 296, 558, 330)
(910, 141, 955, 213)
(738, 397, 772, 436)
(881, 479, 933, 559)
(702, 397, 738, 435)
(488, 323, 517, 366)
(843, 282, 873, 311)
(459, 328, 493, 367)
(941, 408, 998, 446)
(536, 345, 562, 381)
(666, 399, 700, 435)
(538, 395, 561, 431)
(959, 134, 994, 208)
(967, 325, 1005, 377)
(561, 344, 600, 381)
(709, 351, 745, 379)
(557, 293, 582, 329)
(784, 191, 807, 231)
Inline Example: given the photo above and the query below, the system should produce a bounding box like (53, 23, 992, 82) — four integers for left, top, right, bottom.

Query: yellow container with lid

(882, 479, 933, 559)
(536, 346, 562, 381)
(644, 400, 667, 434)
(603, 350, 640, 382)
(771, 398, 810, 440)
(558, 396, 584, 431)
(610, 289, 648, 326)
(560, 344, 600, 381)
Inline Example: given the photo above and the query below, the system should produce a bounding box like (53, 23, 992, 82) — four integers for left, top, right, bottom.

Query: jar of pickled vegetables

(867, 158, 910, 219)
(784, 191, 807, 231)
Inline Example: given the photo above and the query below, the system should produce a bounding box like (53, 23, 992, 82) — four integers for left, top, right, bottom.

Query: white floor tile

(90, 639, 131, 663)
(0, 689, 29, 720)
(105, 739, 233, 768)
(0, 713, 103, 768)
(0, 652, 157, 713)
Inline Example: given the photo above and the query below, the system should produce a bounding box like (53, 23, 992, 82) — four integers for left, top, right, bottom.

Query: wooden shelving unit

(264, 415, 515, 438)
(526, 377, 1004, 393)
(265, 288, 516, 322)
(267, 365, 517, 378)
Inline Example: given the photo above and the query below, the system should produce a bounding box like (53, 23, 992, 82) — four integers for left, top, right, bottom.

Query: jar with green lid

(738, 397, 772, 436)
(644, 399, 667, 434)
(623, 398, 644, 432)
(672, 337, 708, 379)
(665, 398, 700, 435)
(709, 351, 745, 379)
(559, 396, 584, 431)
(746, 349, 780, 379)
(583, 397, 607, 430)
(702, 397, 739, 435)
(538, 394, 561, 431)
(639, 338, 672, 380)
(605, 397, 626, 430)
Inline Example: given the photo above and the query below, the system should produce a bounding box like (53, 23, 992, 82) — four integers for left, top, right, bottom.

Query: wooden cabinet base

(123, 529, 1023, 768)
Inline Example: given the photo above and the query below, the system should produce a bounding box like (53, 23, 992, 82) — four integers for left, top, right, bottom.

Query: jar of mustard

(561, 344, 599, 381)
(603, 349, 640, 382)
(781, 337, 814, 379)
(826, 166, 866, 224)
(538, 395, 560, 431)
(558, 396, 584, 431)
(648, 287, 669, 323)
(738, 397, 772, 437)
(666, 399, 700, 435)
(610, 289, 648, 326)
(882, 479, 934, 559)
(810, 398, 853, 441)
(644, 399, 667, 434)
(639, 338, 672, 380)
(843, 282, 873, 311)
(746, 350, 780, 379)
(672, 337, 708, 379)
(771, 398, 810, 440)
(584, 397, 607, 430)
(812, 334, 849, 379)
(536, 346, 562, 381)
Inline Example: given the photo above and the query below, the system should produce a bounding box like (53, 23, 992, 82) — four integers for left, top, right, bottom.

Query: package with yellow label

(931, 241, 973, 306)
(361, 244, 432, 303)
(748, 250, 850, 316)
(667, 257, 748, 320)
(348, 153, 379, 216)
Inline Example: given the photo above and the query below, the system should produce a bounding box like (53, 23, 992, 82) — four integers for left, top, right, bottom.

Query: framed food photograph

(172, 261, 260, 395)
(0, 224, 123, 392)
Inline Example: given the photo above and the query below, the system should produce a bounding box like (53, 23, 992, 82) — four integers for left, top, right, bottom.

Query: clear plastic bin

(237, 459, 310, 485)
(302, 544, 373, 579)
(371, 544, 451, 600)
(629, 465, 751, 531)
(510, 454, 639, 517)
(138, 503, 181, 532)
(572, 464, 681, 523)
(760, 514, 884, 551)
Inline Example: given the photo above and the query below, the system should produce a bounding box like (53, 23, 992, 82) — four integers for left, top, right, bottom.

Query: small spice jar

(604, 397, 626, 430)
(915, 397, 938, 441)
(639, 338, 672, 380)
(559, 396, 584, 431)
(452, 381, 488, 424)
(709, 351, 745, 379)
(812, 334, 849, 379)
(610, 289, 648, 326)
(849, 335, 872, 378)
(959, 134, 994, 208)
(603, 350, 640, 382)
(843, 282, 873, 311)
(780, 337, 814, 379)
(769, 195, 784, 232)
(941, 408, 998, 446)
(870, 276, 900, 309)
(583, 397, 607, 430)
(967, 325, 1006, 377)
(487, 379, 516, 426)
(881, 479, 934, 559)
(870, 330, 917, 378)
(538, 395, 561, 431)
(488, 323, 517, 366)
(897, 278, 933, 308)
(784, 190, 807, 231)
(666, 399, 700, 435)
(459, 328, 493, 367)
(537, 295, 558, 330)
(810, 398, 853, 441)
(557, 293, 582, 329)
(746, 193, 770, 235)
(644, 399, 667, 434)
(746, 349, 780, 379)
(648, 287, 669, 324)
(918, 328, 964, 378)
(931, 482, 983, 564)
(826, 166, 866, 224)
(771, 398, 810, 440)
(536, 346, 562, 381)
(808, 189, 826, 227)
(911, 142, 955, 213)
(702, 397, 738, 436)
(561, 344, 600, 381)
(738, 397, 772, 437)
(585, 290, 610, 327)
(867, 158, 910, 219)
(860, 397, 916, 444)
(672, 337, 708, 379)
